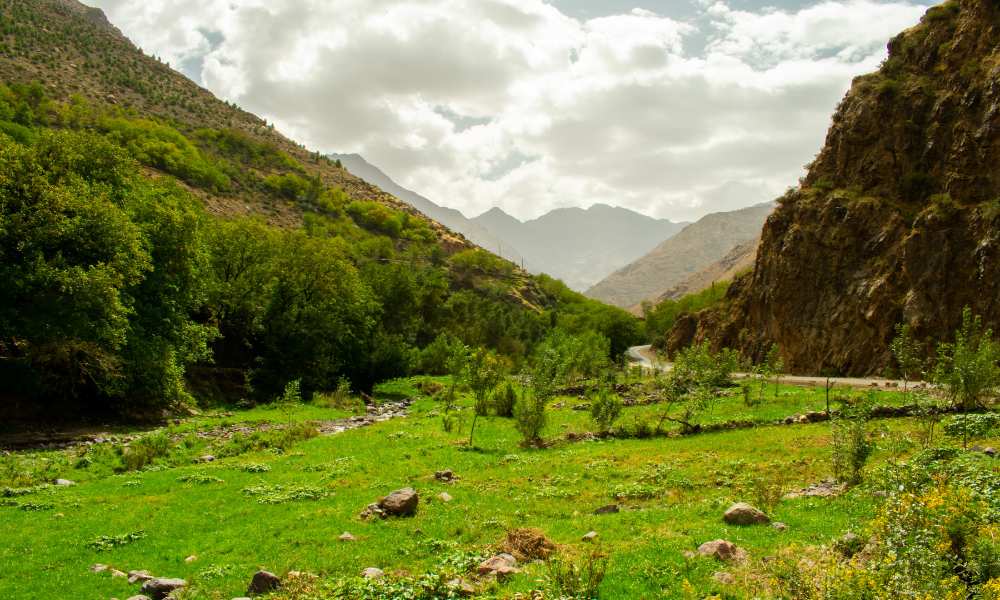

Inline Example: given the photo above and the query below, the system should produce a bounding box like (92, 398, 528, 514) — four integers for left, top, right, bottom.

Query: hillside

(586, 203, 773, 308)
(0, 0, 642, 417)
(329, 153, 526, 265)
(668, 0, 1000, 375)
(652, 238, 759, 305)
(471, 204, 686, 291)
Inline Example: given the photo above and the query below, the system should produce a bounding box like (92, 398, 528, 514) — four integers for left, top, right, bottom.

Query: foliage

(890, 323, 924, 395)
(514, 388, 548, 446)
(943, 413, 1000, 450)
(830, 397, 873, 485)
(88, 530, 146, 552)
(494, 380, 519, 418)
(652, 342, 738, 434)
(464, 348, 505, 447)
(933, 307, 1000, 410)
(644, 282, 730, 344)
(590, 383, 623, 434)
(547, 551, 609, 599)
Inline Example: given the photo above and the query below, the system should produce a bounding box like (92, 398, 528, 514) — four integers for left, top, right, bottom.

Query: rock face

(723, 502, 770, 525)
(668, 0, 1000, 376)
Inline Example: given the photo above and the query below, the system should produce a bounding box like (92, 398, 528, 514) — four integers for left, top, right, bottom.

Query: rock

(247, 570, 281, 595)
(90, 563, 108, 573)
(437, 492, 453, 503)
(582, 531, 598, 542)
(478, 553, 520, 578)
(723, 502, 770, 525)
(594, 504, 620, 514)
(984, 447, 996, 457)
(712, 571, 736, 585)
(184, 555, 197, 563)
(772, 522, 788, 532)
(446, 577, 478, 596)
(111, 569, 127, 578)
(697, 539, 747, 562)
(434, 470, 456, 482)
(54, 479, 75, 486)
(338, 532, 356, 542)
(783, 479, 846, 499)
(359, 502, 386, 520)
(199, 454, 216, 463)
(140, 577, 187, 600)
(362, 567, 385, 580)
(126, 596, 152, 600)
(127, 570, 154, 584)
(378, 488, 418, 516)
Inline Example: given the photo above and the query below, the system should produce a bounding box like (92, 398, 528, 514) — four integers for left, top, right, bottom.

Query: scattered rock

(434, 470, 456, 482)
(772, 522, 788, 532)
(697, 539, 747, 562)
(723, 502, 770, 525)
(713, 571, 736, 585)
(359, 503, 386, 520)
(437, 492, 453, 503)
(582, 531, 598, 542)
(247, 570, 281, 595)
(127, 570, 154, 584)
(378, 488, 419, 517)
(338, 532, 356, 542)
(184, 555, 197, 563)
(140, 577, 187, 600)
(90, 563, 108, 573)
(594, 504, 620, 515)
(478, 553, 520, 578)
(362, 567, 385, 580)
(783, 479, 846, 500)
(54, 478, 75, 486)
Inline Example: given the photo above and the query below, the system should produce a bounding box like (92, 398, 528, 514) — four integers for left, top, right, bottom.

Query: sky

(84, 0, 933, 222)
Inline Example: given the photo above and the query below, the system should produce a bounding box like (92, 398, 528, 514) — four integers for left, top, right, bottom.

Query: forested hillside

(0, 0, 640, 418)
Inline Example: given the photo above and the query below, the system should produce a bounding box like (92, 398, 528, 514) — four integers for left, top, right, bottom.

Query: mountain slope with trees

(0, 0, 641, 419)
(667, 0, 1000, 376)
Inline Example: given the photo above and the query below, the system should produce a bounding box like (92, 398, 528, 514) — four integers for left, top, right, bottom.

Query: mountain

(328, 153, 525, 264)
(471, 204, 687, 291)
(585, 203, 773, 308)
(653, 237, 760, 304)
(667, 0, 1000, 376)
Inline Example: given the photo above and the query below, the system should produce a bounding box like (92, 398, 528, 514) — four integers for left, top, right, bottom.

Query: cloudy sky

(85, 0, 931, 221)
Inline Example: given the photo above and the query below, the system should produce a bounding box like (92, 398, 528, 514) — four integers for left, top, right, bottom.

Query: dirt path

(626, 345, 920, 391)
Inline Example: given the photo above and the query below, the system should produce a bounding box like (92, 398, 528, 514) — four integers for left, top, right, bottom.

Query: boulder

(199, 455, 216, 463)
(434, 470, 456, 482)
(379, 488, 418, 516)
(713, 571, 736, 585)
(140, 577, 187, 600)
(582, 531, 598, 542)
(362, 567, 385, 580)
(723, 502, 770, 525)
(247, 570, 281, 595)
(127, 570, 154, 584)
(984, 447, 996, 457)
(90, 563, 108, 573)
(697, 539, 747, 562)
(338, 532, 356, 542)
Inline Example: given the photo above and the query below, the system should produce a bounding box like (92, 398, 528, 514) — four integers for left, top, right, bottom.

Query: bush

(943, 413, 1000, 450)
(589, 385, 623, 434)
(121, 432, 171, 472)
(546, 551, 609, 599)
(494, 380, 518, 418)
(514, 390, 547, 446)
(933, 307, 1000, 410)
(831, 398, 873, 485)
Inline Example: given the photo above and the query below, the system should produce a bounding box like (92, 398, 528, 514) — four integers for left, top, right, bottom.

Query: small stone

(378, 488, 419, 516)
(434, 470, 455, 482)
(594, 504, 620, 514)
(713, 571, 736, 585)
(90, 563, 109, 573)
(582, 531, 598, 542)
(437, 492, 453, 502)
(127, 570, 154, 584)
(362, 567, 385, 580)
(984, 447, 996, 457)
(772, 522, 788, 532)
(184, 555, 197, 563)
(723, 502, 770, 525)
(54, 478, 75, 487)
(697, 539, 747, 562)
(140, 577, 187, 600)
(478, 553, 519, 578)
(199, 454, 216, 463)
(111, 570, 127, 578)
(446, 577, 478, 596)
(126, 596, 152, 600)
(360, 502, 386, 520)
(339, 532, 356, 542)
(247, 570, 281, 595)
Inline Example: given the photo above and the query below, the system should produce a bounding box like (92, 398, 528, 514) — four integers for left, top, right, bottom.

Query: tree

(890, 323, 923, 398)
(590, 380, 623, 434)
(465, 347, 504, 447)
(932, 307, 1000, 410)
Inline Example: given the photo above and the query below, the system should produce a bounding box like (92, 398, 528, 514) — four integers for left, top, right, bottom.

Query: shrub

(514, 390, 547, 446)
(830, 398, 873, 485)
(590, 385, 623, 434)
(121, 432, 171, 472)
(891, 322, 924, 397)
(933, 307, 1000, 410)
(494, 380, 518, 418)
(547, 551, 609, 600)
(943, 413, 1000, 450)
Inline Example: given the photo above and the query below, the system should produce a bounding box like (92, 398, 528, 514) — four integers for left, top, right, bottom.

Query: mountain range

(332, 153, 687, 291)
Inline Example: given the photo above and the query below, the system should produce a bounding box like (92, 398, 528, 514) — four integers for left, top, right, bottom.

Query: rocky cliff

(669, 0, 1000, 376)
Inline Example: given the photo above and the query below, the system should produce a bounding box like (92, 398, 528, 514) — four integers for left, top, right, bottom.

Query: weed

(88, 531, 146, 551)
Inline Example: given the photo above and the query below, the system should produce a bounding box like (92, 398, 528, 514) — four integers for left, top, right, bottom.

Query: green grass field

(0, 379, 983, 599)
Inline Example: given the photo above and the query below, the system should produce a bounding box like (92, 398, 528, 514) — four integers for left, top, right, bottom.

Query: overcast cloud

(85, 0, 931, 221)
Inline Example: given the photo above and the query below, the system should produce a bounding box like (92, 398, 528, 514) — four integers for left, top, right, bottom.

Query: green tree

(932, 307, 1000, 410)
(890, 322, 924, 398)
(464, 348, 504, 447)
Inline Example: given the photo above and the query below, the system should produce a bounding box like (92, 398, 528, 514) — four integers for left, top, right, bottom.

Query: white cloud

(85, 0, 930, 221)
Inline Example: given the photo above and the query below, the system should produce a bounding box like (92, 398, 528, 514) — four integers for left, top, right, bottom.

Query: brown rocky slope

(668, 0, 1000, 376)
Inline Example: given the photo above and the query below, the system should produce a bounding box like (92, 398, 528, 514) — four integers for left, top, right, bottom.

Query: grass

(0, 377, 989, 599)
